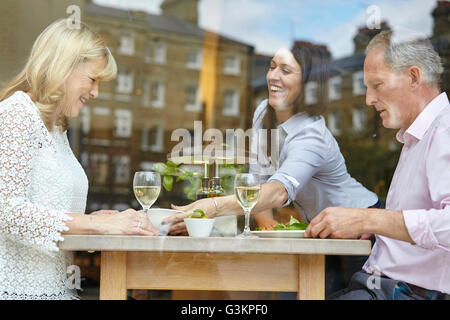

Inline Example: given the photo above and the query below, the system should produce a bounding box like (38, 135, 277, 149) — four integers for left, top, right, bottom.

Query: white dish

(250, 230, 306, 238)
(184, 218, 215, 238)
(145, 208, 183, 235)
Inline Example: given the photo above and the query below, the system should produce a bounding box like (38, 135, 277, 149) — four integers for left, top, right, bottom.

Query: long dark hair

(263, 44, 330, 155)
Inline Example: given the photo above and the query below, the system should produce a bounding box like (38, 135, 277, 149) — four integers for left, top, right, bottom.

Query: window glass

(224, 55, 241, 75)
(328, 110, 341, 136)
(118, 34, 135, 56)
(153, 43, 166, 64)
(223, 90, 240, 116)
(3, 0, 444, 301)
(353, 106, 366, 132)
(353, 70, 366, 96)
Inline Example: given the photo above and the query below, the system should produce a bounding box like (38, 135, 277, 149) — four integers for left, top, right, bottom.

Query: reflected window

(223, 90, 240, 117)
(305, 81, 318, 105)
(187, 49, 202, 69)
(113, 155, 130, 184)
(153, 43, 166, 64)
(329, 76, 342, 101)
(353, 106, 366, 132)
(151, 82, 165, 108)
(224, 55, 241, 75)
(80, 106, 90, 134)
(353, 70, 366, 96)
(141, 124, 164, 152)
(114, 109, 132, 138)
(140, 162, 156, 171)
(116, 71, 133, 94)
(185, 85, 201, 112)
(118, 34, 135, 56)
(328, 110, 341, 136)
(144, 41, 152, 63)
(142, 79, 150, 106)
(90, 153, 109, 186)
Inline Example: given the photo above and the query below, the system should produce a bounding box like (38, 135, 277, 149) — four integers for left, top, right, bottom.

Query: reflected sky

(93, 0, 436, 59)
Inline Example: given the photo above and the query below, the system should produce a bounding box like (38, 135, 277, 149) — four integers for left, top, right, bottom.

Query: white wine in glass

(133, 171, 161, 214)
(234, 173, 261, 238)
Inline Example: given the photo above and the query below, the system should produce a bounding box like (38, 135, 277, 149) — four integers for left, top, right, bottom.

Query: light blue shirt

(249, 100, 378, 223)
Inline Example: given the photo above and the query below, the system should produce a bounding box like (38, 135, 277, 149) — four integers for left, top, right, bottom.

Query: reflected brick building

(76, 0, 255, 211)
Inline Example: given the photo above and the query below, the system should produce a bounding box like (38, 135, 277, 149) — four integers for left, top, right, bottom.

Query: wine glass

(133, 171, 161, 214)
(234, 173, 261, 238)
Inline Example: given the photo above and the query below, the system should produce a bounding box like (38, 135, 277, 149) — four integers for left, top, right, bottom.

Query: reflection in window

(116, 71, 133, 94)
(353, 70, 366, 96)
(328, 110, 341, 136)
(114, 109, 132, 138)
(305, 81, 318, 105)
(353, 106, 366, 132)
(141, 124, 164, 152)
(224, 55, 241, 75)
(187, 49, 202, 69)
(185, 85, 201, 112)
(144, 41, 152, 63)
(140, 161, 156, 171)
(151, 82, 165, 108)
(153, 43, 166, 64)
(329, 76, 342, 101)
(80, 106, 90, 134)
(113, 155, 130, 184)
(142, 79, 150, 106)
(118, 34, 135, 56)
(90, 153, 109, 186)
(223, 90, 240, 117)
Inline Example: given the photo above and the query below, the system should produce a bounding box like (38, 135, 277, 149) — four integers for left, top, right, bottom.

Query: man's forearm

(215, 182, 288, 216)
(363, 209, 414, 244)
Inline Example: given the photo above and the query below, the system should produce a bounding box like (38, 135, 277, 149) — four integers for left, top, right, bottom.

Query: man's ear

(408, 66, 421, 90)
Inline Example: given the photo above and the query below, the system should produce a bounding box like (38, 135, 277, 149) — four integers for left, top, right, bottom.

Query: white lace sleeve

(0, 99, 72, 252)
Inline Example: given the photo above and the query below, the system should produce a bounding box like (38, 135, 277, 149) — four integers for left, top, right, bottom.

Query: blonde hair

(0, 18, 117, 131)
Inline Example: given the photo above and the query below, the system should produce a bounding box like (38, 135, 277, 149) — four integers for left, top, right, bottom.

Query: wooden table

(59, 235, 371, 300)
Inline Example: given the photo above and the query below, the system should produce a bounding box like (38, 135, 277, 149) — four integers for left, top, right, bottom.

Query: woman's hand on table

(163, 198, 217, 235)
(90, 209, 119, 216)
(96, 208, 159, 236)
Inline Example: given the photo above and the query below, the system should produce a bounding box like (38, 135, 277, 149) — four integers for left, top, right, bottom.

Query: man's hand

(305, 207, 367, 239)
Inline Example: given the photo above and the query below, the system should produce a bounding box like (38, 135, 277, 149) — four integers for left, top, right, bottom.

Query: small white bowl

(145, 208, 183, 235)
(184, 218, 215, 238)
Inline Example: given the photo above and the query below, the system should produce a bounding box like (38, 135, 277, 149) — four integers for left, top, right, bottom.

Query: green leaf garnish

(187, 209, 208, 219)
(273, 216, 308, 230)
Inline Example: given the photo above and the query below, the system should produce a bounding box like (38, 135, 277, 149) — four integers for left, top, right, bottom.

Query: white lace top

(0, 91, 88, 300)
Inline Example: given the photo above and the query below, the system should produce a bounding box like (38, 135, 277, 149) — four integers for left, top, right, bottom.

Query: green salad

(186, 209, 209, 219)
(257, 216, 308, 231)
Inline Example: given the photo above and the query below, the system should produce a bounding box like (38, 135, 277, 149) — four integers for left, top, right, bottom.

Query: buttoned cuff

(403, 209, 439, 249)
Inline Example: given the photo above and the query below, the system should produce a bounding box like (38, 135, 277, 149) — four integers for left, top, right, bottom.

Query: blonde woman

(0, 19, 157, 300)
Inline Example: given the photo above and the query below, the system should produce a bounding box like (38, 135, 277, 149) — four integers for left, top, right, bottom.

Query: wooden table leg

(297, 254, 325, 300)
(99, 251, 127, 300)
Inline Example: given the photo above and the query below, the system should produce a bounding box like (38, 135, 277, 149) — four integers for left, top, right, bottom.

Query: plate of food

(250, 216, 308, 238)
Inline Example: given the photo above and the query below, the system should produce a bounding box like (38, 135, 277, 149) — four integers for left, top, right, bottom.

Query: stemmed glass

(133, 171, 161, 215)
(234, 173, 261, 238)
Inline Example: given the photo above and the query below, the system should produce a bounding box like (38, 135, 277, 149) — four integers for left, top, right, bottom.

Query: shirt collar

(278, 111, 313, 135)
(396, 92, 449, 144)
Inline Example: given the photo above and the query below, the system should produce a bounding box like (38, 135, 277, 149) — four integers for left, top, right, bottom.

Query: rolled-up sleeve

(268, 125, 328, 206)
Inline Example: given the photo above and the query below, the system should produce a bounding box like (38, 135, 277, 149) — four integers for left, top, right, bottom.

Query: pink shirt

(363, 92, 450, 294)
